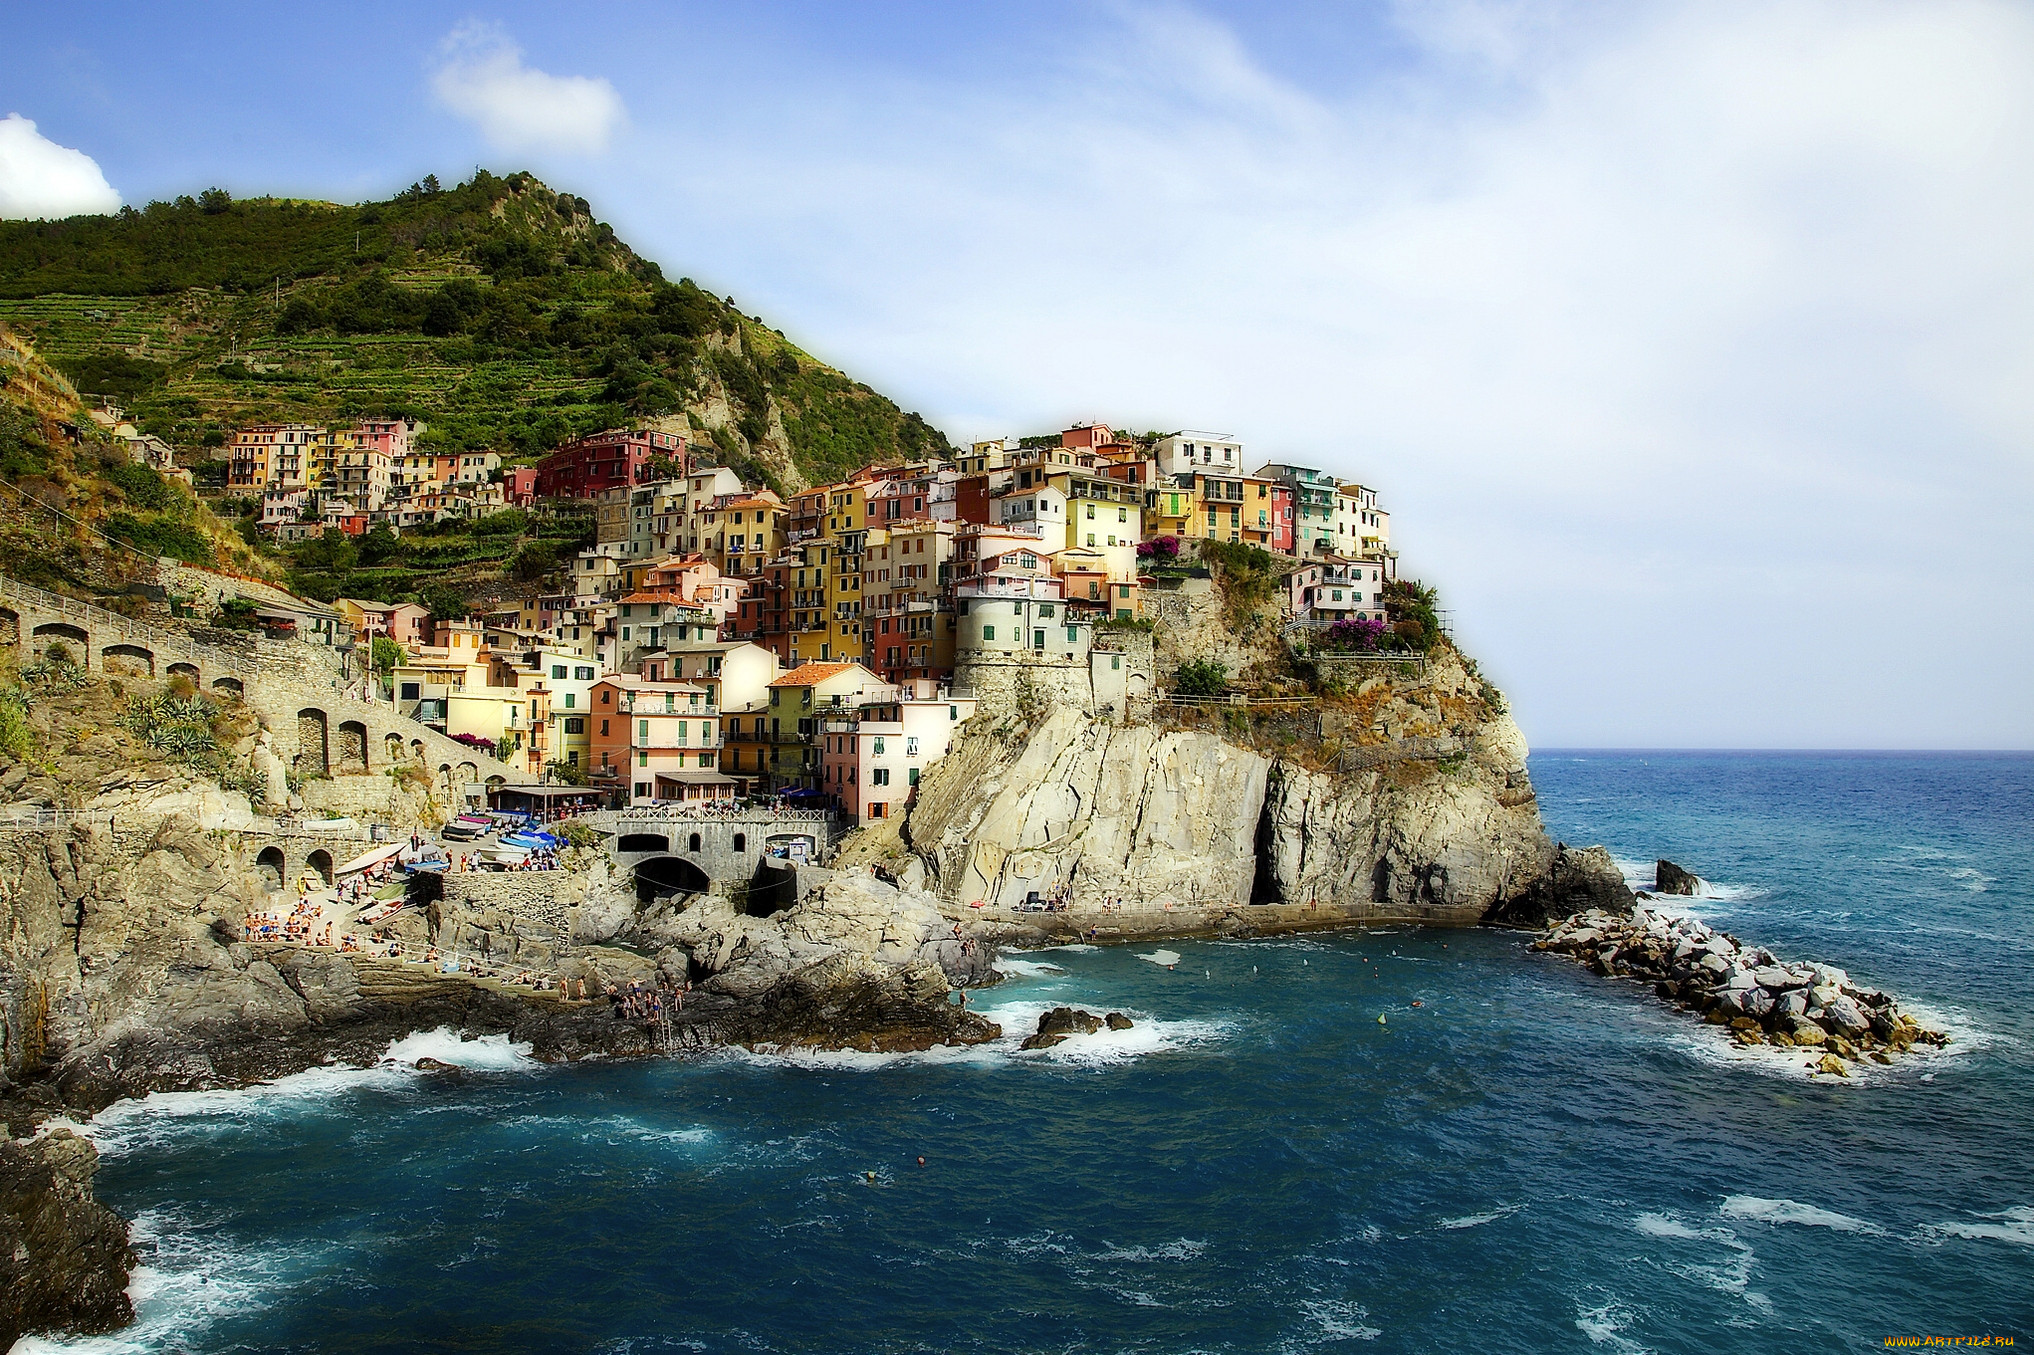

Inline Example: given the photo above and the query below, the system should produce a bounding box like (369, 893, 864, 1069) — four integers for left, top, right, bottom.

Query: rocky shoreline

(1532, 903, 1948, 1076)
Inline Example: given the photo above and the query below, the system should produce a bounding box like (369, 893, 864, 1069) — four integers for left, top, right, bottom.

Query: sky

(3, 1, 2031, 749)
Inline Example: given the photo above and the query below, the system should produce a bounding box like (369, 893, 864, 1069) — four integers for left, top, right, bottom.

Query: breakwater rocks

(1534, 906, 1947, 1076)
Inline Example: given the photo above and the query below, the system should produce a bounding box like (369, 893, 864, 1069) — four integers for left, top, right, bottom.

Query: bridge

(581, 809, 846, 909)
(0, 574, 517, 798)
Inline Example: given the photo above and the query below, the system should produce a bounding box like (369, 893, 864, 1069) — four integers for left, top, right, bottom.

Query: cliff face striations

(884, 645, 1624, 932)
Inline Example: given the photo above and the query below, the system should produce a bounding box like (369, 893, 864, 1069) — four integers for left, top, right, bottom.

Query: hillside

(0, 171, 950, 494)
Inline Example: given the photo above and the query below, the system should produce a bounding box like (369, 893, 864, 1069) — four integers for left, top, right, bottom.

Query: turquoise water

(28, 753, 2034, 1353)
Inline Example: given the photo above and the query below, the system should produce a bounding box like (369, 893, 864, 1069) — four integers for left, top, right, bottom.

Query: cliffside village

(216, 419, 1397, 819)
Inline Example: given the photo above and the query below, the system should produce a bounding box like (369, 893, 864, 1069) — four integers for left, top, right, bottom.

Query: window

(1039, 604, 1055, 619)
(1033, 630, 1045, 649)
(689, 833, 702, 852)
(600, 719, 609, 736)
(1087, 534, 1096, 547)
(602, 688, 612, 704)
(400, 682, 420, 700)
(873, 736, 886, 755)
(983, 624, 996, 641)
(1086, 503, 1095, 519)
(564, 717, 585, 734)
(950, 705, 959, 720)
(575, 666, 595, 680)
(871, 768, 890, 786)
(635, 782, 650, 798)
(637, 750, 648, 766)
(551, 665, 567, 679)
(563, 693, 575, 709)
(639, 719, 649, 740)
(1067, 627, 1078, 643)
(869, 802, 887, 819)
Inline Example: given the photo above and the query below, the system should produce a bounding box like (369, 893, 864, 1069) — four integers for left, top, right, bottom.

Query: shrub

(1173, 659, 1228, 697)
(1321, 618, 1386, 652)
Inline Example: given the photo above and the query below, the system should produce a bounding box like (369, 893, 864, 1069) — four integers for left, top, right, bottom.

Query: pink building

(820, 685, 977, 821)
(1270, 484, 1295, 554)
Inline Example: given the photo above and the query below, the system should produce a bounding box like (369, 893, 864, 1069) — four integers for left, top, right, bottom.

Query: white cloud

(602, 0, 2034, 746)
(430, 23, 626, 156)
(0, 113, 120, 218)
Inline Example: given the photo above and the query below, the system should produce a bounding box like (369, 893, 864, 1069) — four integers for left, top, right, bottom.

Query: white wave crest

(81, 1028, 539, 1156)
(1138, 949, 1182, 967)
(1094, 1237, 1208, 1262)
(1295, 1298, 1381, 1342)
(1574, 1299, 1651, 1353)
(1719, 1195, 1885, 1235)
(991, 956, 1067, 978)
(1922, 1206, 2034, 1248)
(12, 1206, 334, 1354)
(1439, 1203, 1523, 1230)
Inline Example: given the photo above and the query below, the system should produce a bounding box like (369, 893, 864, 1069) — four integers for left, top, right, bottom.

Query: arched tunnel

(633, 855, 713, 904)
(746, 860, 798, 917)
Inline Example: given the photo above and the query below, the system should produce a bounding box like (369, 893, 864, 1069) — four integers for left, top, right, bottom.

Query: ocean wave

(991, 955, 1067, 978)
(1921, 1206, 2034, 1248)
(1719, 1195, 1885, 1235)
(1293, 1298, 1381, 1343)
(12, 1206, 336, 1355)
(1438, 1203, 1523, 1230)
(1574, 1298, 1651, 1353)
(81, 1029, 540, 1156)
(1042, 943, 1099, 953)
(1094, 1237, 1209, 1263)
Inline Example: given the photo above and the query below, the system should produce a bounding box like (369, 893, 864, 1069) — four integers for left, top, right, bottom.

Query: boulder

(1105, 1012, 1134, 1031)
(1815, 1054, 1849, 1077)
(1654, 860, 1700, 895)
(1034, 1007, 1104, 1038)
(1787, 1019, 1827, 1047)
(1818, 995, 1871, 1039)
(1741, 988, 1776, 1019)
(1019, 1032, 1067, 1051)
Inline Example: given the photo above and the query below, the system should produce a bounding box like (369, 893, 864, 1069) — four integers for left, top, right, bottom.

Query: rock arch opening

(336, 720, 369, 773)
(255, 846, 286, 888)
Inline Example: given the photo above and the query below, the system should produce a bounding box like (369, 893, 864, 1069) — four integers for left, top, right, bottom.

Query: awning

(658, 769, 739, 785)
(334, 842, 403, 877)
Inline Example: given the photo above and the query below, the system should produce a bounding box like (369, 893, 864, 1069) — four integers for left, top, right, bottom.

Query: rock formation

(0, 1129, 132, 1349)
(888, 645, 1628, 929)
(1533, 905, 1946, 1074)
(1654, 859, 1700, 896)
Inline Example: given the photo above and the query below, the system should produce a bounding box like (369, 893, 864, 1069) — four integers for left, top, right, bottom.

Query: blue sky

(5, 1, 2032, 749)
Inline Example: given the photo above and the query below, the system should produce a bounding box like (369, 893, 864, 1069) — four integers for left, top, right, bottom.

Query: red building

(1270, 485, 1295, 553)
(533, 429, 687, 500)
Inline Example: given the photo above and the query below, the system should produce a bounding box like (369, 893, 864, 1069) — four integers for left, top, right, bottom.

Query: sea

(18, 751, 2034, 1354)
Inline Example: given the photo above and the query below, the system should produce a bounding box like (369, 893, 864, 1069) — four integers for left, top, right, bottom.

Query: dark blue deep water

(25, 752, 2034, 1354)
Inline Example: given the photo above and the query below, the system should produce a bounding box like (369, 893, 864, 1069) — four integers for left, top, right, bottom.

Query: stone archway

(212, 676, 245, 696)
(166, 662, 201, 687)
(101, 643, 154, 678)
(617, 832, 669, 853)
(32, 623, 88, 665)
(255, 845, 286, 888)
(385, 733, 405, 764)
(633, 855, 712, 903)
(304, 849, 334, 886)
(0, 606, 19, 646)
(336, 720, 369, 773)
(296, 709, 329, 777)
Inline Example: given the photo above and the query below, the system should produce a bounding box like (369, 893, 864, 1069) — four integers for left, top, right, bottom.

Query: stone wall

(953, 633, 1154, 725)
(442, 872, 573, 931)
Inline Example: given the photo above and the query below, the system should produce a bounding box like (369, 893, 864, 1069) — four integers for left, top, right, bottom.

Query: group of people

(607, 978, 689, 1023)
(242, 901, 332, 945)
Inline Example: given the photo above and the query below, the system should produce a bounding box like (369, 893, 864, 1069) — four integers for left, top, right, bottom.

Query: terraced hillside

(0, 171, 950, 493)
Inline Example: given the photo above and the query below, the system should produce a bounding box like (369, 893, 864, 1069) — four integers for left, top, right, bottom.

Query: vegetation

(1382, 579, 1443, 652)
(1197, 538, 1283, 627)
(0, 170, 953, 490)
(121, 690, 219, 764)
(1173, 659, 1229, 697)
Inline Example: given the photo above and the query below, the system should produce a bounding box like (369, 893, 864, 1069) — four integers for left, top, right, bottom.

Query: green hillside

(0, 171, 950, 492)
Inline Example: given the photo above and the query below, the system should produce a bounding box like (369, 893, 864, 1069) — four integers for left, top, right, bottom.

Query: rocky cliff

(859, 644, 1628, 933)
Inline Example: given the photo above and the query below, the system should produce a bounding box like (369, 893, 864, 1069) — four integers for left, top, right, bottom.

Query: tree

(370, 636, 404, 677)
(545, 759, 589, 786)
(1173, 659, 1228, 697)
(357, 522, 401, 566)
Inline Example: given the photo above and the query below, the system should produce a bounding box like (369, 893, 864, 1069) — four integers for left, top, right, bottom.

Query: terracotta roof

(768, 661, 860, 688)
